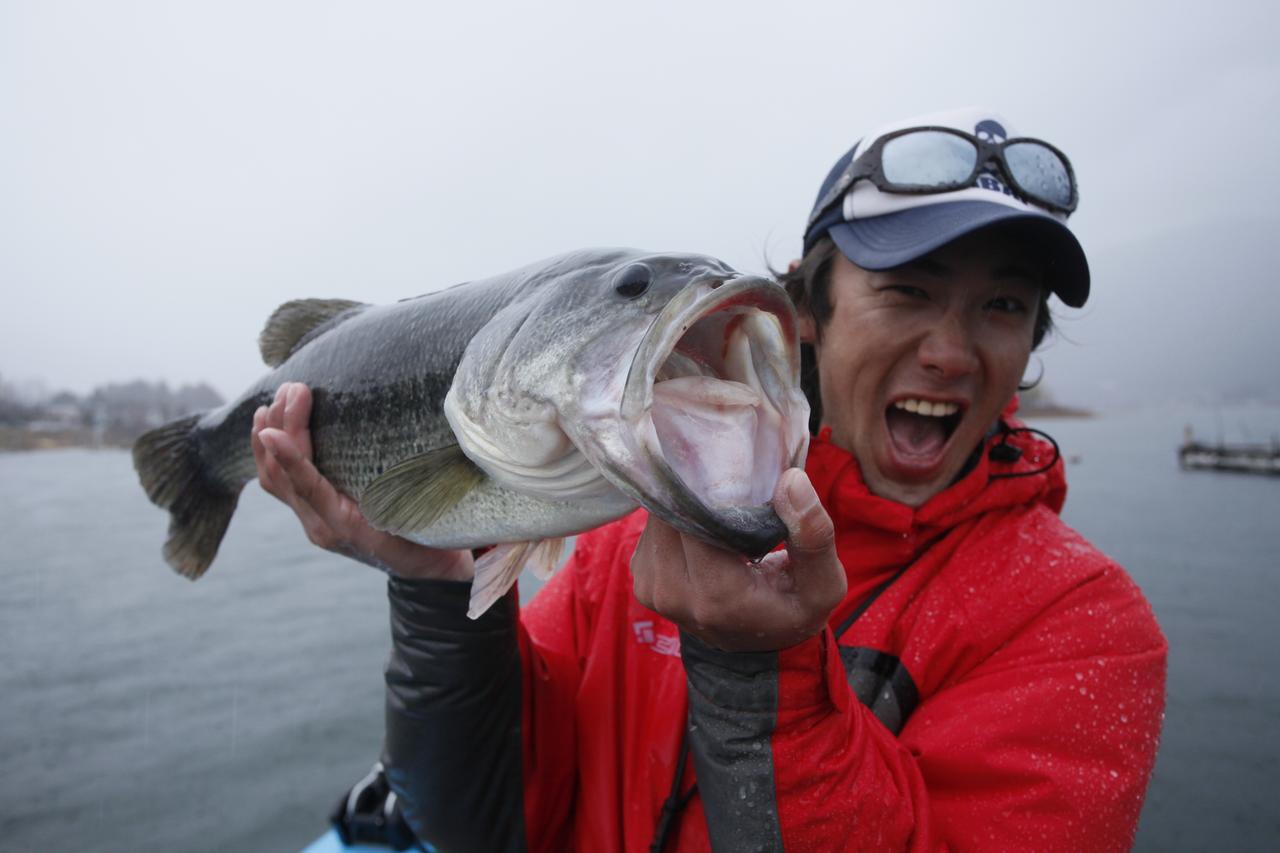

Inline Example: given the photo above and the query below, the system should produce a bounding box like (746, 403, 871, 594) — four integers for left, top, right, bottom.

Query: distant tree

(1, 374, 226, 445)
(0, 373, 38, 425)
(173, 382, 224, 414)
(85, 379, 226, 441)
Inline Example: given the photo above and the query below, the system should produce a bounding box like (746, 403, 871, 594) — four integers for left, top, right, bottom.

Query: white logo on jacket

(633, 620, 681, 657)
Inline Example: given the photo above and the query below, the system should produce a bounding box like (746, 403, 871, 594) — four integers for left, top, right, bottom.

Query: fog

(3, 0, 1278, 409)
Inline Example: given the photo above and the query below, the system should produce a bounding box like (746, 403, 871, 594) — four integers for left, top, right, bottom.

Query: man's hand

(251, 382, 474, 581)
(630, 468, 846, 652)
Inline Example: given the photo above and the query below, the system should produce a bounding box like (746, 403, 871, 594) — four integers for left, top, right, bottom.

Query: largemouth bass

(133, 248, 810, 617)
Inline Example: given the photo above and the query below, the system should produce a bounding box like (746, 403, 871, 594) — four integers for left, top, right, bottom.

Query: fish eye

(613, 264, 651, 299)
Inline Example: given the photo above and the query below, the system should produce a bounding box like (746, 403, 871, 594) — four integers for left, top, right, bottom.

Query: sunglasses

(808, 126, 1079, 231)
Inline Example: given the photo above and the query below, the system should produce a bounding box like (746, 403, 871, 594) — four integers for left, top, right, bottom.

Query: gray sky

(3, 0, 1278, 409)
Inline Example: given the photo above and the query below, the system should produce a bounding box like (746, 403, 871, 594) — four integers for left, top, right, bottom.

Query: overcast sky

(3, 0, 1278, 409)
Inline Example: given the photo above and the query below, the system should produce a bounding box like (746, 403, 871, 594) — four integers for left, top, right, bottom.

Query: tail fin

(133, 414, 242, 579)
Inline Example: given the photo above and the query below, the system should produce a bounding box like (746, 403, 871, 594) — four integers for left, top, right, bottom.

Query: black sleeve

(680, 631, 786, 853)
(382, 576, 527, 853)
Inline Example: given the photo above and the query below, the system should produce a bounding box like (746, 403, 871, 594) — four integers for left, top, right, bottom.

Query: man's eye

(986, 295, 1028, 314)
(886, 284, 929, 299)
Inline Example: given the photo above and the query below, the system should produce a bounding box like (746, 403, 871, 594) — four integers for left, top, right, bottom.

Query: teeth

(893, 398, 959, 418)
(724, 321, 761, 393)
(657, 350, 710, 382)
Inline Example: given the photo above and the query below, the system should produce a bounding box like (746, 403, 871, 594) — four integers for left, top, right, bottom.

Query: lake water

(1, 404, 1278, 852)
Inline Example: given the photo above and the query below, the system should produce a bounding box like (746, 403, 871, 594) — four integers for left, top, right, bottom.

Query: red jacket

(384, 425, 1166, 852)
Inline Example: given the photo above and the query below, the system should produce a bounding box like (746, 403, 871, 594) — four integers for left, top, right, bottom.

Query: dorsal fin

(258, 299, 366, 367)
(359, 445, 485, 536)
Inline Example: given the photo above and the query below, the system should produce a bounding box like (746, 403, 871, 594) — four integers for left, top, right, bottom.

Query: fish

(133, 248, 810, 617)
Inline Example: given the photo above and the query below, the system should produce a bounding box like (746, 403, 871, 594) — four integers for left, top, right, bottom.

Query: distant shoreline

(0, 427, 132, 452)
(1019, 404, 1096, 419)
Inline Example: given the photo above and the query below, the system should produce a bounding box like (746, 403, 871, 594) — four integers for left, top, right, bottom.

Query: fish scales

(198, 274, 515, 494)
(133, 248, 811, 617)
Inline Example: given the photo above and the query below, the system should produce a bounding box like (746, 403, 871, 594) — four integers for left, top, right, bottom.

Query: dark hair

(774, 235, 1055, 434)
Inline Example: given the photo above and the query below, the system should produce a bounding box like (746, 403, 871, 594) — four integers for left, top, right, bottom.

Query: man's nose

(918, 314, 979, 379)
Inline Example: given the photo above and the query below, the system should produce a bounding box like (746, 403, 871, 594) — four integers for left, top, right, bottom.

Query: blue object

(302, 828, 385, 853)
(302, 828, 434, 853)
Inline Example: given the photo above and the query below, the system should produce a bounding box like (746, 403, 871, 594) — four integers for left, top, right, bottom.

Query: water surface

(1, 404, 1277, 851)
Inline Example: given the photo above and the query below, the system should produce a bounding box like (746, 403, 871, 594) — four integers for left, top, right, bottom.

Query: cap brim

(827, 201, 1090, 307)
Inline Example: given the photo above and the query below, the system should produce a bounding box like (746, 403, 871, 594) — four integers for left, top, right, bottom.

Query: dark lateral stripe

(837, 646, 920, 736)
(680, 632, 785, 853)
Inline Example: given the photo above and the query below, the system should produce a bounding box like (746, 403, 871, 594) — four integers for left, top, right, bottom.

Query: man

(254, 108, 1166, 851)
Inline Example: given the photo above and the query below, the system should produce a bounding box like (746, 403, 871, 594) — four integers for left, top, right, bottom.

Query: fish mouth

(619, 275, 810, 558)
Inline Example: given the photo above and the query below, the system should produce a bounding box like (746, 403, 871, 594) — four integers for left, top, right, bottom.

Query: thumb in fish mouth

(774, 468, 830, 544)
(751, 468, 845, 613)
(629, 468, 845, 652)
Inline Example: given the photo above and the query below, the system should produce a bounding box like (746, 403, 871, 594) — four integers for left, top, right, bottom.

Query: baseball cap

(803, 108, 1090, 307)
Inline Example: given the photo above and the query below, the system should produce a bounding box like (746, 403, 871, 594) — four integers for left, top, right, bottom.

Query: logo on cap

(973, 119, 1015, 198)
(973, 119, 1007, 144)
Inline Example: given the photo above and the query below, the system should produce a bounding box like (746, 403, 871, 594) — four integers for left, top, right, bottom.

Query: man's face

(801, 230, 1042, 506)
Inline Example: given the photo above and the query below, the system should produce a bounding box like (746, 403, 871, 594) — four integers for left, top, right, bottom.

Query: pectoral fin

(359, 445, 485, 536)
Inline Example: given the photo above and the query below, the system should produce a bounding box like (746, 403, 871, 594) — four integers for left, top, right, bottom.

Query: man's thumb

(775, 469, 836, 557)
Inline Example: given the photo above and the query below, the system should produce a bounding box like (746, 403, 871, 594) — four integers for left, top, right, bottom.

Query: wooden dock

(1178, 441, 1280, 476)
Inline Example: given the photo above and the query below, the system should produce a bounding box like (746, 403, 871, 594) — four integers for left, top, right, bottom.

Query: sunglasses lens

(1004, 142, 1073, 208)
(881, 131, 976, 187)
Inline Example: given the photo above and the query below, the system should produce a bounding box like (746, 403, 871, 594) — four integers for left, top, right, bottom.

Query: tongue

(651, 377, 761, 506)
(886, 408, 948, 458)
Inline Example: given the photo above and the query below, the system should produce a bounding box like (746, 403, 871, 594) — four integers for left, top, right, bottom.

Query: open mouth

(624, 277, 809, 514)
(884, 397, 966, 467)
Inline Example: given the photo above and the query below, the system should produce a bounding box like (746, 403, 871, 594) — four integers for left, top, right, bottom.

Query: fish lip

(617, 274, 804, 556)
(621, 274, 799, 421)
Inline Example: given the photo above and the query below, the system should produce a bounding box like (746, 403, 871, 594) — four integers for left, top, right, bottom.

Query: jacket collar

(804, 411, 1067, 582)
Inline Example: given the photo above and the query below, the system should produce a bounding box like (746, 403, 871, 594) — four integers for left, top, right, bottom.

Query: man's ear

(797, 310, 817, 345)
(787, 258, 817, 343)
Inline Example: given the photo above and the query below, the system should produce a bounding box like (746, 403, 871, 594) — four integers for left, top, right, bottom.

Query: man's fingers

(676, 532, 752, 616)
(251, 406, 276, 492)
(266, 384, 287, 431)
(629, 481, 845, 651)
(632, 515, 692, 615)
(282, 383, 310, 432)
(281, 383, 315, 459)
(259, 426, 359, 534)
(259, 428, 324, 503)
(256, 386, 435, 566)
(259, 442, 343, 550)
(630, 517, 662, 608)
(773, 468, 846, 610)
